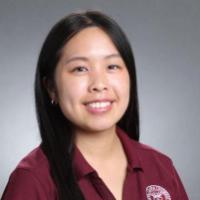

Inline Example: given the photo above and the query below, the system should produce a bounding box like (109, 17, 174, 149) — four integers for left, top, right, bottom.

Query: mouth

(83, 99, 115, 114)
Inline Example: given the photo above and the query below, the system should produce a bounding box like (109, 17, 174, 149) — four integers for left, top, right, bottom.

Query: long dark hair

(34, 10, 140, 200)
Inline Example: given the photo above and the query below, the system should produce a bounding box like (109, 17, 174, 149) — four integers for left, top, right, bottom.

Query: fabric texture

(1, 127, 189, 200)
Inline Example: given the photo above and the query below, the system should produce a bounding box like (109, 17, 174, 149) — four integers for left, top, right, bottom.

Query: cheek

(56, 77, 88, 104)
(112, 73, 130, 98)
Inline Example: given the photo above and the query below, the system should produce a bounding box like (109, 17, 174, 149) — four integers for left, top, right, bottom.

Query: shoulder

(117, 127, 175, 178)
(129, 140, 189, 199)
(16, 145, 50, 177)
(2, 146, 57, 200)
(130, 138, 176, 176)
(117, 127, 173, 168)
(133, 140, 173, 165)
(126, 136, 181, 187)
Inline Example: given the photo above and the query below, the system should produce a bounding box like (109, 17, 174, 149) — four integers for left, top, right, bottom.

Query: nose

(88, 72, 109, 93)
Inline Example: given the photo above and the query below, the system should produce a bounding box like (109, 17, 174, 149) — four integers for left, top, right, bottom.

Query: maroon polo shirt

(2, 127, 189, 200)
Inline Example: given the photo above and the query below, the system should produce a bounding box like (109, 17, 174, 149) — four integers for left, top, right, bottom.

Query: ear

(43, 77, 57, 103)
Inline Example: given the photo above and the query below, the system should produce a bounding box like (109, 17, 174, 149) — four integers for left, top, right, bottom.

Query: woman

(1, 10, 188, 200)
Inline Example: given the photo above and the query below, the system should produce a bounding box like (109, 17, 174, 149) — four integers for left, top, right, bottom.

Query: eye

(72, 66, 88, 73)
(107, 64, 121, 70)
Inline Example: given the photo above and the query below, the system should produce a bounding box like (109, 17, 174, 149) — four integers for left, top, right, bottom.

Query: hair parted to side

(34, 10, 140, 200)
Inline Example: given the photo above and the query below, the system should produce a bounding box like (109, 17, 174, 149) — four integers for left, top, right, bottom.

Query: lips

(83, 99, 115, 114)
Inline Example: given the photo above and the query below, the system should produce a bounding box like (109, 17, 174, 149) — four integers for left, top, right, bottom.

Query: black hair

(34, 10, 140, 200)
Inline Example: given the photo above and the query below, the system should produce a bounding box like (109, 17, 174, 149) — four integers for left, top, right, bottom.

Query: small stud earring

(51, 99, 55, 105)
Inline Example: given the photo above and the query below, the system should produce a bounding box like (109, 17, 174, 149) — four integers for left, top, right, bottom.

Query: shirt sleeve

(171, 163, 189, 200)
(1, 168, 49, 200)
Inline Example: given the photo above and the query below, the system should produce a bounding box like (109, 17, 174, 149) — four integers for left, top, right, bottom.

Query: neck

(74, 125, 120, 161)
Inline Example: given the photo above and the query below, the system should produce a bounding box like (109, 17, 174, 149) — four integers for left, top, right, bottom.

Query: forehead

(60, 27, 119, 59)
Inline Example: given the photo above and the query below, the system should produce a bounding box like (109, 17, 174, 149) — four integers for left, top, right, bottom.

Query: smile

(84, 101, 114, 114)
(87, 101, 111, 108)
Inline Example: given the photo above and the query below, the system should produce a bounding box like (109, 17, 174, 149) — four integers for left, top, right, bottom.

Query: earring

(51, 99, 55, 105)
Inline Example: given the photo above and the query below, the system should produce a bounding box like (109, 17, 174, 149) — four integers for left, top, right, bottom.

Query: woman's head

(34, 10, 139, 199)
(47, 26, 130, 136)
(35, 10, 139, 141)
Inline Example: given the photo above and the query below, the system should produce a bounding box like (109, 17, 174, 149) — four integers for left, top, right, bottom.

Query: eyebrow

(64, 53, 121, 64)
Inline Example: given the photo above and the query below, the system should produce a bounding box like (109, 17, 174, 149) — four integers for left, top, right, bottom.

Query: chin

(82, 123, 116, 134)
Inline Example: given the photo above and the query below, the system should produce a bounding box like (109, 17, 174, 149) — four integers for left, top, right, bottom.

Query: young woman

(1, 11, 188, 200)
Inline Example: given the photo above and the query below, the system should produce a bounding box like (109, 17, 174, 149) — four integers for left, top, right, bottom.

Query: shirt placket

(89, 172, 116, 200)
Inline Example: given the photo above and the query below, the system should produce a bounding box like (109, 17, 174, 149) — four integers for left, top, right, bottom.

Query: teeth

(87, 101, 111, 108)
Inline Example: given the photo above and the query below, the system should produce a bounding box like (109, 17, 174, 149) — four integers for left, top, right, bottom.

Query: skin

(47, 27, 130, 200)
(48, 27, 130, 141)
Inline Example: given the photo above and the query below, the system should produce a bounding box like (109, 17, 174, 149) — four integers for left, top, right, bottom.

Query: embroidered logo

(146, 185, 171, 200)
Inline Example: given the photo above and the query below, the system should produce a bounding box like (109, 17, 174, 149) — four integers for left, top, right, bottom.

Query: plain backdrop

(0, 0, 199, 199)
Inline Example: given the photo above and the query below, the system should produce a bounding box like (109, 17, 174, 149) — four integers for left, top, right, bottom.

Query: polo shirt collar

(116, 127, 143, 171)
(72, 145, 95, 181)
(72, 126, 143, 181)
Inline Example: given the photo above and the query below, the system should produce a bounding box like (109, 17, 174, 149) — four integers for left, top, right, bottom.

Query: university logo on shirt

(146, 185, 171, 200)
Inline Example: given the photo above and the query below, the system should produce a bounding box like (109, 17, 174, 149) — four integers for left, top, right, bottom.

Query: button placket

(90, 172, 116, 200)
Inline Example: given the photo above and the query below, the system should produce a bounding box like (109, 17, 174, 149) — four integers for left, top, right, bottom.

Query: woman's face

(50, 27, 130, 134)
